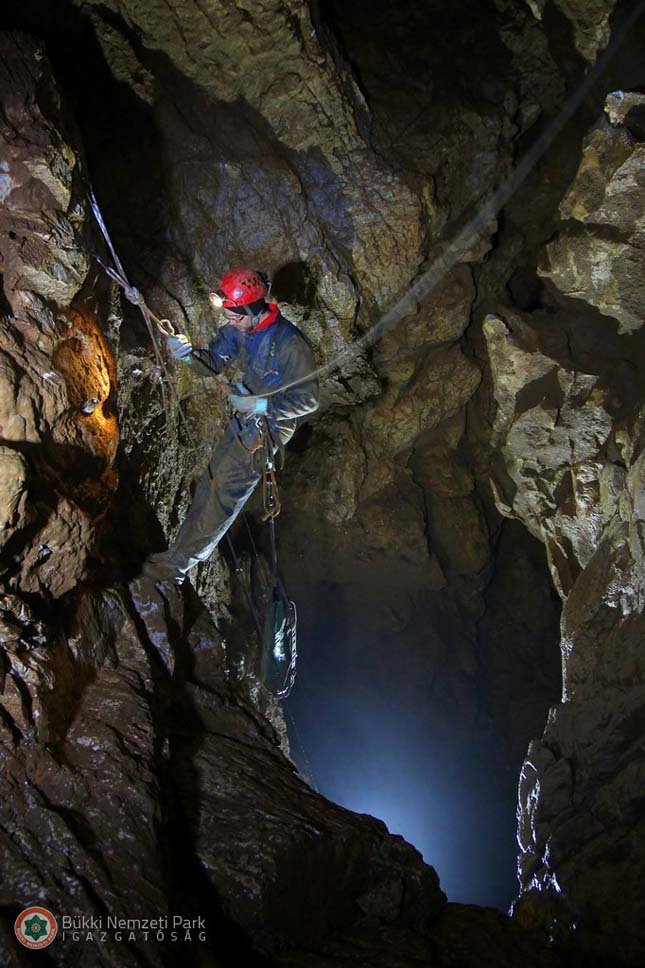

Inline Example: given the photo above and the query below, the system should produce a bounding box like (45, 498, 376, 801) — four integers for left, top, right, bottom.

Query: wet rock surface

(0, 24, 562, 968)
(540, 107, 645, 334)
(483, 93, 645, 966)
(0, 2, 643, 967)
(0, 33, 117, 601)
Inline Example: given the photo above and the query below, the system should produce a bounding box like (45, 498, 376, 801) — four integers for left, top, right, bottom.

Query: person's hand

(229, 392, 268, 415)
(167, 334, 193, 360)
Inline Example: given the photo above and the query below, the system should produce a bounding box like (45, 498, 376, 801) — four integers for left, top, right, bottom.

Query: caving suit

(146, 305, 319, 581)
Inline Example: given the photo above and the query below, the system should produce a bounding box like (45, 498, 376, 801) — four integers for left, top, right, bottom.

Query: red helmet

(212, 268, 269, 309)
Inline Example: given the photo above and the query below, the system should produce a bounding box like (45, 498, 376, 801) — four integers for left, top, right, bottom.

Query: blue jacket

(190, 312, 319, 434)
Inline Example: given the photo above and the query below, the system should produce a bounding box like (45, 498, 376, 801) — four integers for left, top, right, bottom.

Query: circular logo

(14, 907, 58, 949)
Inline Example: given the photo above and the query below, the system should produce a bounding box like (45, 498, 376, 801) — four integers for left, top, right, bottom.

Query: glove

(229, 393, 268, 415)
(167, 334, 193, 360)
(124, 285, 145, 306)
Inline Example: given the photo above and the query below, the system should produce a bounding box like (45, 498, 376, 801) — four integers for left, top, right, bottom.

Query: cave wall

(484, 93, 645, 965)
(0, 14, 565, 968)
(0, 0, 644, 965)
(0, 36, 467, 968)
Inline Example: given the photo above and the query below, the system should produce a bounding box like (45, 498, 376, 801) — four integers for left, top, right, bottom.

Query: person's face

(209, 293, 254, 332)
(224, 308, 254, 332)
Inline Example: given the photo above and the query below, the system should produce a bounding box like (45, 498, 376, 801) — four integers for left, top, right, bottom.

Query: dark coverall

(146, 310, 319, 581)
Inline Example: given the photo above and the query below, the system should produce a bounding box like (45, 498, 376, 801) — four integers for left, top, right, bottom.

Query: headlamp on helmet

(211, 267, 270, 310)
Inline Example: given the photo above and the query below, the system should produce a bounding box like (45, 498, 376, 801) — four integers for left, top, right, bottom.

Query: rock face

(1, 1, 644, 966)
(540, 106, 645, 334)
(548, 0, 617, 63)
(484, 93, 645, 967)
(0, 33, 117, 604)
(77, 0, 427, 356)
(0, 25, 563, 968)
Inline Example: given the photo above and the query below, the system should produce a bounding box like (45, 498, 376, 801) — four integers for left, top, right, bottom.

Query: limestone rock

(78, 0, 426, 318)
(605, 90, 645, 139)
(17, 496, 96, 599)
(522, 0, 546, 19)
(0, 37, 88, 310)
(488, 103, 645, 959)
(558, 124, 634, 223)
(495, 0, 565, 128)
(541, 233, 643, 335)
(551, 0, 616, 62)
(425, 492, 489, 578)
(0, 28, 511, 968)
(364, 346, 481, 458)
(483, 313, 557, 451)
(0, 36, 118, 601)
(0, 447, 28, 549)
(376, 264, 476, 377)
(2, 5, 641, 965)
(1, 587, 171, 967)
(410, 412, 473, 498)
(355, 465, 441, 583)
(313, 419, 367, 525)
(540, 106, 645, 334)
(484, 311, 618, 596)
